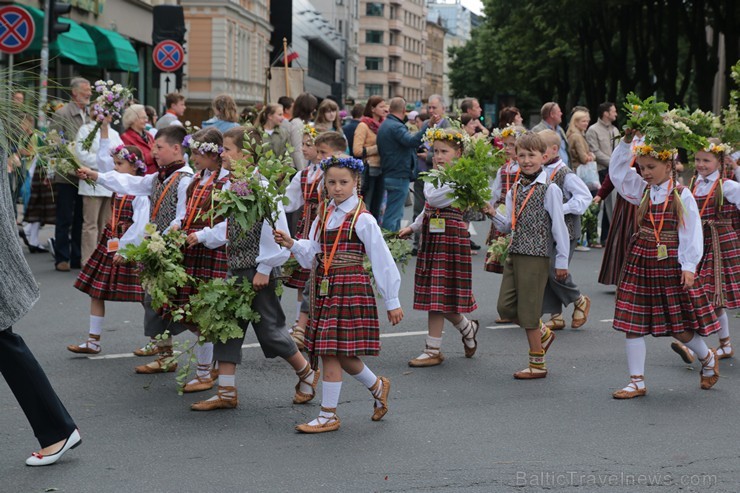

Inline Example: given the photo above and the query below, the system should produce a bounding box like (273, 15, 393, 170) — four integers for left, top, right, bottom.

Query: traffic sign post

(152, 40, 184, 73)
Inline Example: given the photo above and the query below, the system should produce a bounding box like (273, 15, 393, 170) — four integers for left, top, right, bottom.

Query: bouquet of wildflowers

(80, 80, 132, 151)
(486, 235, 510, 265)
(34, 129, 94, 186)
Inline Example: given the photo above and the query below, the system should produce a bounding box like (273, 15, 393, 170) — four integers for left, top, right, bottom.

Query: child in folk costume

(537, 129, 592, 330)
(398, 129, 479, 367)
(68, 145, 150, 354)
(487, 132, 568, 379)
(609, 130, 720, 399)
(78, 125, 194, 365)
(191, 126, 319, 411)
(283, 125, 322, 342)
(670, 140, 740, 364)
(288, 131, 348, 349)
(274, 156, 403, 433)
(485, 125, 524, 277)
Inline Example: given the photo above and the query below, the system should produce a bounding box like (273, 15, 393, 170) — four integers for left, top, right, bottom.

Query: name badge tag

(429, 217, 446, 233)
(496, 204, 506, 215)
(656, 244, 668, 261)
(319, 278, 329, 296)
(107, 238, 120, 253)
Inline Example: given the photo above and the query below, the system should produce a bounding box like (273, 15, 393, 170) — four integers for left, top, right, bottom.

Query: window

(365, 30, 383, 44)
(366, 2, 383, 16)
(365, 57, 383, 71)
(308, 41, 337, 85)
(365, 84, 383, 97)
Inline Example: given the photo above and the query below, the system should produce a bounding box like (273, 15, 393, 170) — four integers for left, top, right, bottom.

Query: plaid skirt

(306, 265, 380, 356)
(614, 231, 719, 337)
(74, 226, 143, 302)
(24, 169, 55, 225)
(696, 219, 740, 309)
(484, 222, 505, 273)
(598, 195, 637, 286)
(284, 202, 319, 289)
(413, 208, 477, 313)
(171, 239, 228, 307)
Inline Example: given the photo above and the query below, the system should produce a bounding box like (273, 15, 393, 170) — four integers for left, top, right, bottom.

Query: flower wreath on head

(111, 144, 147, 173)
(633, 144, 676, 162)
(319, 155, 364, 173)
(703, 142, 733, 155)
(303, 124, 318, 141)
(182, 135, 223, 155)
(422, 127, 473, 155)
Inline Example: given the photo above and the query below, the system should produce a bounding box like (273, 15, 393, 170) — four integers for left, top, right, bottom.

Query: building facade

(425, 11, 445, 99)
(312, 0, 360, 102)
(358, 0, 427, 105)
(426, 0, 472, 106)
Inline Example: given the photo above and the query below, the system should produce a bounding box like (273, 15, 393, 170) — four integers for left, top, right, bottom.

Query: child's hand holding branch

(397, 227, 413, 240)
(273, 229, 294, 249)
(76, 166, 98, 181)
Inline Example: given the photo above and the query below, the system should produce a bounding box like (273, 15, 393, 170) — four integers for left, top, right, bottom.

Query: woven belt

(300, 202, 320, 239)
(637, 226, 678, 243)
(315, 251, 365, 270)
(703, 219, 733, 306)
(424, 207, 463, 221)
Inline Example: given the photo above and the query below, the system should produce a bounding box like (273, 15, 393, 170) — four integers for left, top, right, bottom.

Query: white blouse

(409, 182, 455, 232)
(490, 169, 570, 269)
(290, 194, 402, 311)
(284, 162, 322, 213)
(543, 160, 592, 216)
(118, 195, 150, 253)
(609, 140, 703, 272)
(693, 170, 740, 208)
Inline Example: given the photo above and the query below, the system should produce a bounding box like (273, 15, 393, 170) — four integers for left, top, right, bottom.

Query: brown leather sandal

(545, 314, 566, 331)
(408, 346, 444, 367)
(461, 320, 479, 358)
(291, 324, 306, 351)
(700, 349, 720, 390)
(612, 375, 647, 399)
(670, 341, 695, 364)
(571, 295, 591, 329)
(182, 364, 215, 393)
(295, 407, 341, 433)
(191, 386, 238, 411)
(716, 338, 734, 360)
(370, 376, 390, 421)
(293, 366, 320, 404)
(67, 334, 101, 354)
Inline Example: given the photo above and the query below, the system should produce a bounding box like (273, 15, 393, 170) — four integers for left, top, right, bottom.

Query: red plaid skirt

(695, 201, 740, 309)
(414, 207, 477, 313)
(598, 195, 638, 286)
(284, 200, 320, 290)
(24, 169, 55, 225)
(171, 228, 228, 307)
(74, 197, 143, 302)
(614, 229, 719, 337)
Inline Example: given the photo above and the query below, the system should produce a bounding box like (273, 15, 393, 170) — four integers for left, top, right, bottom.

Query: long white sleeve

(545, 184, 570, 270)
(96, 135, 124, 174)
(723, 179, 740, 209)
(693, 172, 740, 210)
(96, 170, 157, 196)
(195, 221, 227, 249)
(119, 196, 150, 252)
(255, 201, 291, 275)
(491, 188, 513, 233)
(410, 181, 455, 233)
(284, 168, 306, 212)
(609, 141, 645, 206)
(354, 213, 402, 310)
(74, 124, 99, 169)
(677, 188, 703, 273)
(172, 172, 193, 228)
(561, 173, 592, 215)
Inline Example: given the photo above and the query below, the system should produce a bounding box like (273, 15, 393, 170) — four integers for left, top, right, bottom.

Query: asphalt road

(2, 219, 738, 493)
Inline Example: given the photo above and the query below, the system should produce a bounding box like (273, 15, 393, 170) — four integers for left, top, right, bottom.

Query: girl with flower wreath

(397, 128, 480, 368)
(67, 145, 150, 354)
(274, 155, 403, 433)
(609, 125, 720, 399)
(669, 139, 740, 366)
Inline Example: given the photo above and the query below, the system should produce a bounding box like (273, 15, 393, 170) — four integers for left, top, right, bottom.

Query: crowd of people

(3, 77, 739, 465)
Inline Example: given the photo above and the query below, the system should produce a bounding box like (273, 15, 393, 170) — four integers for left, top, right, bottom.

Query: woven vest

(151, 172, 187, 231)
(508, 182, 552, 258)
(550, 166, 580, 240)
(227, 219, 263, 270)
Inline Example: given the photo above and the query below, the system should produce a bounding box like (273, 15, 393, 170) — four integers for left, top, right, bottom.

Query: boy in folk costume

(487, 132, 569, 379)
(78, 125, 194, 368)
(537, 129, 592, 330)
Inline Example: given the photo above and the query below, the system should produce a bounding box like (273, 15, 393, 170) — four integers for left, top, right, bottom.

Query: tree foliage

(449, 0, 739, 116)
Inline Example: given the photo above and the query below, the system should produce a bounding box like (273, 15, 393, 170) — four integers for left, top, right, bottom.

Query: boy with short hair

(156, 93, 186, 130)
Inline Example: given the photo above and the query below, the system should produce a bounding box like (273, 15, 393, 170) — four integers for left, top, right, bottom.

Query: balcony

(388, 45, 403, 58)
(388, 71, 402, 84)
(389, 0, 401, 5)
(389, 19, 403, 31)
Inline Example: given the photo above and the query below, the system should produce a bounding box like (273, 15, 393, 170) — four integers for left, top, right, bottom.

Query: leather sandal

(495, 318, 513, 324)
(408, 346, 444, 367)
(545, 314, 566, 331)
(670, 341, 695, 364)
(716, 338, 734, 360)
(133, 340, 160, 357)
(514, 367, 548, 379)
(293, 366, 320, 404)
(291, 324, 306, 351)
(66, 334, 101, 354)
(370, 376, 390, 421)
(295, 407, 341, 433)
(182, 365, 215, 393)
(135, 354, 177, 374)
(541, 325, 556, 354)
(461, 320, 479, 358)
(612, 375, 647, 399)
(571, 295, 591, 329)
(699, 349, 720, 390)
(191, 386, 238, 411)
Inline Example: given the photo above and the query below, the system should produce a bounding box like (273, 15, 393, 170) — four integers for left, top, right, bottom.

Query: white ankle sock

(89, 315, 104, 336)
(305, 381, 342, 425)
(194, 343, 214, 378)
(27, 222, 41, 246)
(414, 335, 443, 360)
(219, 374, 235, 387)
(352, 364, 378, 389)
(625, 337, 646, 380)
(453, 316, 469, 331)
(684, 334, 714, 376)
(717, 311, 730, 339)
(297, 363, 315, 395)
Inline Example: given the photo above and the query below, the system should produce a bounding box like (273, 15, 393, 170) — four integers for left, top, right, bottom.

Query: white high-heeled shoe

(25, 429, 82, 466)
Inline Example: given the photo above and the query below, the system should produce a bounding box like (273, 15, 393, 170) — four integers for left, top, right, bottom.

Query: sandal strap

(88, 333, 101, 341)
(320, 406, 336, 414)
(719, 337, 731, 347)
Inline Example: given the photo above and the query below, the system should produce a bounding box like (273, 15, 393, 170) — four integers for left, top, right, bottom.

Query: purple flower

(182, 135, 192, 149)
(230, 181, 252, 197)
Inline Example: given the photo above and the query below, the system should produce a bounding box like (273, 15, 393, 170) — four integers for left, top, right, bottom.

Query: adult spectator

(287, 92, 318, 171)
(460, 97, 489, 137)
(377, 97, 434, 232)
(343, 103, 364, 151)
(11, 90, 24, 105)
(155, 92, 185, 130)
(353, 96, 388, 219)
(531, 102, 569, 165)
(75, 112, 123, 264)
(144, 105, 158, 137)
(412, 112, 431, 254)
(202, 94, 240, 133)
(565, 110, 594, 172)
(498, 106, 523, 128)
(586, 101, 620, 245)
(121, 104, 156, 174)
(424, 94, 451, 168)
(49, 77, 92, 271)
(255, 103, 290, 159)
(278, 96, 294, 120)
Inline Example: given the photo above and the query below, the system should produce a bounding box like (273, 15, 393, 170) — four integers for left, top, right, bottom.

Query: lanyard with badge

(107, 195, 128, 253)
(318, 203, 362, 296)
(646, 180, 673, 261)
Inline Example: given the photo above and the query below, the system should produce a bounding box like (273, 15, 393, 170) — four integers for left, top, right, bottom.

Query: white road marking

(600, 319, 614, 323)
(486, 324, 519, 330)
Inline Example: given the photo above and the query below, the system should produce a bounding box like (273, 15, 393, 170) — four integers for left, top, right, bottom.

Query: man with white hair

(531, 102, 569, 166)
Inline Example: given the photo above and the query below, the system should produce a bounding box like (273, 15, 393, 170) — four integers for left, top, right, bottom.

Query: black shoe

(29, 244, 49, 254)
(18, 227, 31, 248)
(470, 240, 482, 251)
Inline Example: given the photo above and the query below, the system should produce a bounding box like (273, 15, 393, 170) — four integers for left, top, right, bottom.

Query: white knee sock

(717, 310, 730, 339)
(624, 338, 646, 389)
(684, 334, 714, 376)
(27, 222, 41, 246)
(306, 381, 342, 425)
(453, 316, 469, 331)
(194, 342, 214, 378)
(204, 374, 236, 403)
(352, 364, 378, 389)
(89, 315, 104, 336)
(295, 304, 302, 324)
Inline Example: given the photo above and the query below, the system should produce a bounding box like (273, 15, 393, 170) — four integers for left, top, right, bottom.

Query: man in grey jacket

(0, 128, 80, 466)
(586, 102, 619, 244)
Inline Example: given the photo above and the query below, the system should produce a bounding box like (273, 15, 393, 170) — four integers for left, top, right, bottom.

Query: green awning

(19, 4, 98, 66)
(81, 24, 139, 72)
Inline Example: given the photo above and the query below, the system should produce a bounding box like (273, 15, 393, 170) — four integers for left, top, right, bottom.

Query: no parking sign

(0, 6, 35, 55)
(152, 40, 184, 72)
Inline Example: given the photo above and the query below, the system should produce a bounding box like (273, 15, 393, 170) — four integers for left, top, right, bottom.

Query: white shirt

(284, 162, 322, 213)
(75, 124, 123, 197)
(490, 161, 520, 203)
(95, 164, 194, 230)
(692, 170, 740, 210)
(171, 167, 230, 230)
(96, 138, 120, 174)
(290, 194, 402, 311)
(609, 140, 703, 272)
(490, 169, 570, 270)
(543, 160, 592, 216)
(118, 195, 151, 254)
(409, 182, 456, 232)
